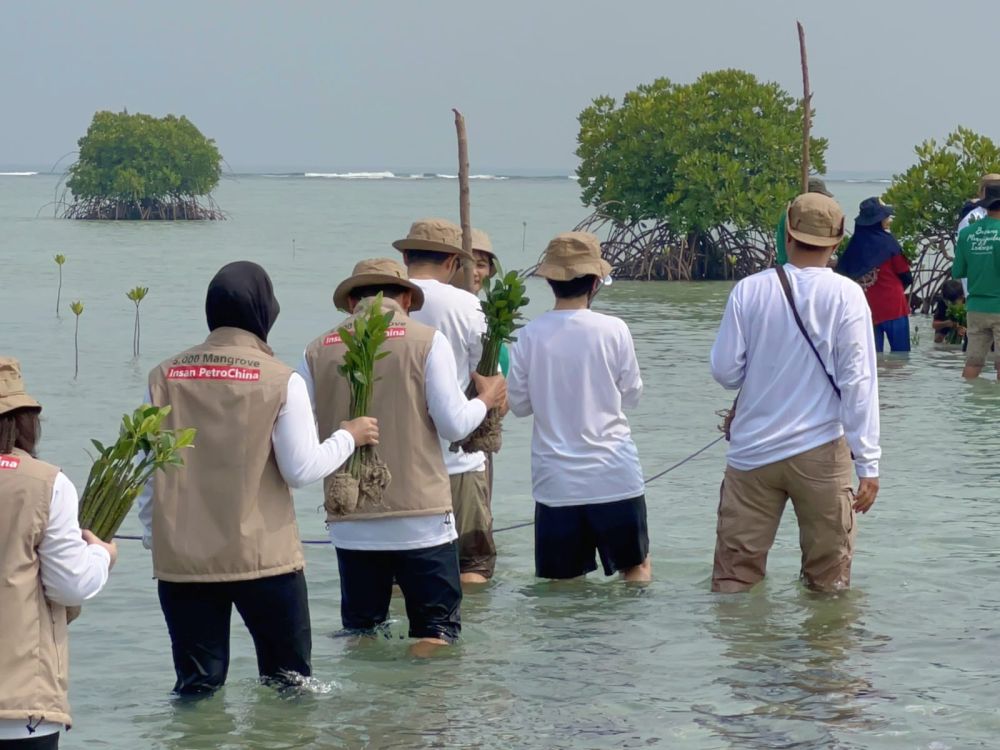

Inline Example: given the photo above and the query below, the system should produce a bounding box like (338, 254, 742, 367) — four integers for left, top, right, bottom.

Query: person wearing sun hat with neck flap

(711, 192, 880, 593)
(838, 196, 912, 353)
(507, 232, 651, 583)
(395, 219, 500, 585)
(0, 357, 116, 747)
(299, 258, 506, 649)
(953, 181, 1000, 379)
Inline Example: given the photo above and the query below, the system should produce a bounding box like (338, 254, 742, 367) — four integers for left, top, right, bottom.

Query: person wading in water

(137, 261, 378, 695)
(507, 232, 651, 583)
(300, 258, 506, 653)
(710, 193, 881, 593)
(0, 358, 116, 748)
(398, 219, 500, 585)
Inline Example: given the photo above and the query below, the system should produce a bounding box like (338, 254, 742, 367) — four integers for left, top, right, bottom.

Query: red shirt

(864, 254, 910, 325)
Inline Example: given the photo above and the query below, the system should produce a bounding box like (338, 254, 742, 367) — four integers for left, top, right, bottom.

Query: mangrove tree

(63, 110, 223, 220)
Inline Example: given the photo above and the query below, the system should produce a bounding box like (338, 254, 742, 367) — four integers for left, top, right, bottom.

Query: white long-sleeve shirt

(136, 372, 355, 548)
(508, 309, 645, 506)
(0, 472, 112, 740)
(710, 264, 881, 478)
(409, 277, 488, 475)
(299, 330, 485, 550)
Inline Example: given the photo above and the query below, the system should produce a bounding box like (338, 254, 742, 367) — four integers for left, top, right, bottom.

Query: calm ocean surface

(1, 173, 998, 750)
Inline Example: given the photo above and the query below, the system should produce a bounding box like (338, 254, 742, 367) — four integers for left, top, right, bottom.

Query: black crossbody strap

(774, 265, 841, 399)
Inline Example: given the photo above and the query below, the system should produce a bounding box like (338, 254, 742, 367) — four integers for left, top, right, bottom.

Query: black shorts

(335, 541, 462, 642)
(534, 495, 649, 579)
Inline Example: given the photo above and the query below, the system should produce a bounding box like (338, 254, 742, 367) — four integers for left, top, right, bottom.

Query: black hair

(547, 275, 599, 299)
(941, 279, 965, 302)
(0, 407, 42, 456)
(349, 284, 411, 302)
(404, 249, 455, 265)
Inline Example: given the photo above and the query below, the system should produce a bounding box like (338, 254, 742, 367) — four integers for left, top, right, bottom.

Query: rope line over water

(112, 436, 725, 544)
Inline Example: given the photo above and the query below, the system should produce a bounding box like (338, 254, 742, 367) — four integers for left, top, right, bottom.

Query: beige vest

(305, 298, 452, 521)
(148, 327, 304, 583)
(0, 449, 71, 727)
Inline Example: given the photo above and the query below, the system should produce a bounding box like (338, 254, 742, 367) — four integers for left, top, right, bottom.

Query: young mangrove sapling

(70, 300, 83, 379)
(127, 285, 149, 357)
(54, 254, 66, 317)
(78, 405, 196, 541)
(454, 266, 528, 454)
(327, 293, 394, 515)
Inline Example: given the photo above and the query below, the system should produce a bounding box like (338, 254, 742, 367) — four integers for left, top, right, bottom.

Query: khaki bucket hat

(979, 173, 1000, 198)
(392, 218, 472, 260)
(471, 228, 497, 274)
(786, 193, 845, 247)
(536, 232, 612, 282)
(0, 357, 42, 416)
(332, 258, 426, 313)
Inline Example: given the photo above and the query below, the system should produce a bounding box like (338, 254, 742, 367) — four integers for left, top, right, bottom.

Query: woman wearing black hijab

(838, 198, 913, 352)
(137, 261, 378, 695)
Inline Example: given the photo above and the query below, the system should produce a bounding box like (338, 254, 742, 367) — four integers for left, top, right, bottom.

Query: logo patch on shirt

(0, 455, 21, 470)
(167, 365, 261, 382)
(322, 326, 406, 346)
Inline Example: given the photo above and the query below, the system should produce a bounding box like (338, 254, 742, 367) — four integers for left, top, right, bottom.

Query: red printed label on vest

(323, 327, 406, 346)
(167, 366, 261, 382)
(0, 455, 20, 470)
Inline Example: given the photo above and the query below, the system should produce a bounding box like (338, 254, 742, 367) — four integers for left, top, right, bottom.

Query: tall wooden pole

(797, 21, 811, 193)
(452, 108, 476, 292)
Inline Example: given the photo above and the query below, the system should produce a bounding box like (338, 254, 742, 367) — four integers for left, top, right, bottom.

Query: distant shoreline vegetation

(3, 170, 895, 183)
(58, 110, 224, 221)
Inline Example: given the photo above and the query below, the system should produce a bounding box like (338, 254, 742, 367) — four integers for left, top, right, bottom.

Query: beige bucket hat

(536, 232, 612, 282)
(333, 258, 426, 312)
(392, 218, 472, 260)
(471, 228, 497, 274)
(0, 357, 42, 416)
(786, 193, 845, 247)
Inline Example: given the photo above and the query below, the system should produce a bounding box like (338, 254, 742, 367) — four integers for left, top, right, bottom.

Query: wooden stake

(452, 108, 476, 292)
(797, 21, 811, 193)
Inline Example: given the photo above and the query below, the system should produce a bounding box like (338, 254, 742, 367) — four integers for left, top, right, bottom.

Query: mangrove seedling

(327, 294, 394, 516)
(54, 254, 66, 317)
(946, 300, 968, 345)
(454, 265, 529, 454)
(127, 285, 149, 357)
(79, 404, 196, 541)
(70, 300, 83, 379)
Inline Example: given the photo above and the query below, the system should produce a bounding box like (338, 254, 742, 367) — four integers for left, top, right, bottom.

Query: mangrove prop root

(459, 408, 503, 454)
(60, 196, 225, 221)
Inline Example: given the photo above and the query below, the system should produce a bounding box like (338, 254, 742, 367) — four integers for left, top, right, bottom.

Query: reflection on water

(700, 588, 891, 749)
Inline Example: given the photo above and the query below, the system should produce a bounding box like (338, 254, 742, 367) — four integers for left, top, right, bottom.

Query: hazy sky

(3, 0, 997, 174)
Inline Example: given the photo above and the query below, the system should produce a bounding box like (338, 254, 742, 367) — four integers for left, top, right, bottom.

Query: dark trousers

(0, 735, 59, 749)
(157, 570, 312, 695)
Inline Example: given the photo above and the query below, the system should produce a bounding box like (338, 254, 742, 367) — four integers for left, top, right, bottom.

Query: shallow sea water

(1, 174, 999, 749)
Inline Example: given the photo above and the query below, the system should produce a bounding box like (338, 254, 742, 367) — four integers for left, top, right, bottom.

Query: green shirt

(775, 212, 788, 265)
(499, 342, 510, 377)
(953, 216, 1000, 313)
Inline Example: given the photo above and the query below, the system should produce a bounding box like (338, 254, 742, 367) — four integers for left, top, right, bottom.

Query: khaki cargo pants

(712, 437, 855, 593)
(450, 469, 496, 579)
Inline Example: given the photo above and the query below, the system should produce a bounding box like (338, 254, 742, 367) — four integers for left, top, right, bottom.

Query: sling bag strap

(774, 264, 841, 398)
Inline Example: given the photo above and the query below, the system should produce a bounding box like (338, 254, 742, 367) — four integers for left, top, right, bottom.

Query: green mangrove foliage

(883, 127, 1000, 310)
(78, 405, 196, 542)
(574, 69, 827, 280)
(64, 110, 223, 220)
(456, 267, 529, 454)
(327, 294, 394, 516)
